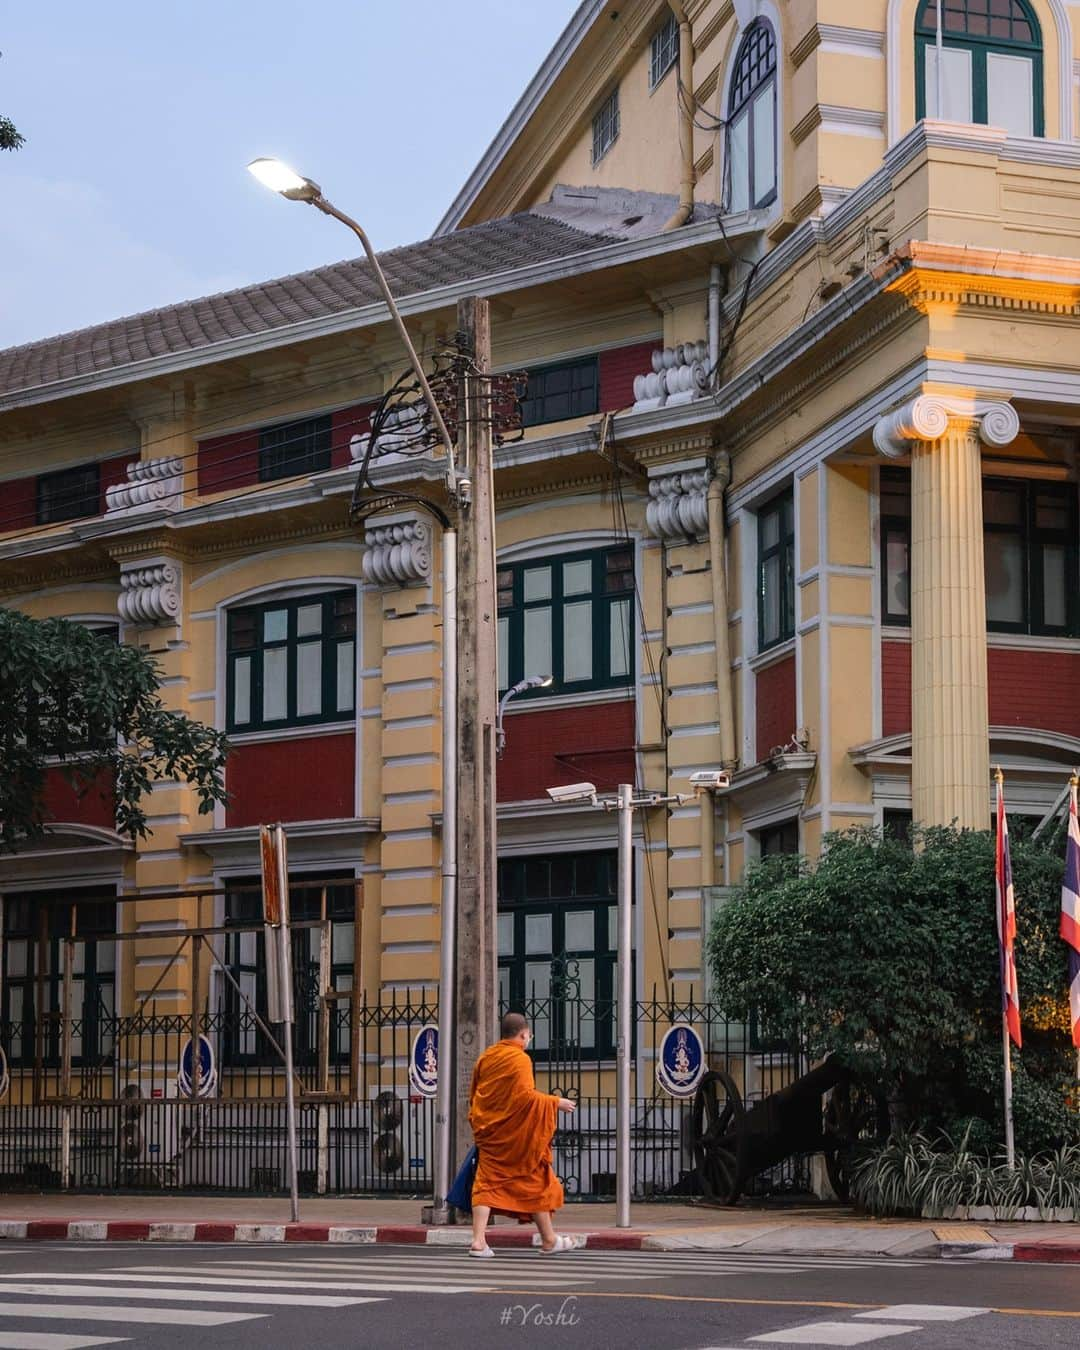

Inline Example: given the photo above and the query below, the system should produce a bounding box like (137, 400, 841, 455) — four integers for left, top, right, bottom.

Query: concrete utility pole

(453, 295, 499, 1163)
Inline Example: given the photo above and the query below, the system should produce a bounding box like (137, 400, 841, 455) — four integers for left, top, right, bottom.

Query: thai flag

(1060, 783, 1080, 1049)
(996, 779, 1022, 1048)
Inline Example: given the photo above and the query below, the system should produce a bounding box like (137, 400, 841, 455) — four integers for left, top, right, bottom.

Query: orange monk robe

(468, 1040, 563, 1218)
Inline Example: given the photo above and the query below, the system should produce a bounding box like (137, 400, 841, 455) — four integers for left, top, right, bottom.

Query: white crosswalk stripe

(0, 1248, 970, 1349)
(0, 1281, 382, 1307)
(0, 1305, 259, 1327)
(0, 1336, 127, 1350)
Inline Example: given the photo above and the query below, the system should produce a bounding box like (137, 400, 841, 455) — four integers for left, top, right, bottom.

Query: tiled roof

(0, 192, 680, 401)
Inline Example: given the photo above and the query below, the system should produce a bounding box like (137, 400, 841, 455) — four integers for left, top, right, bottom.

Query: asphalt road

(0, 1241, 1076, 1349)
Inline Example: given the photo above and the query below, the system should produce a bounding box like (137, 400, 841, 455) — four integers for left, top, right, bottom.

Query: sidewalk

(1, 1194, 1078, 1259)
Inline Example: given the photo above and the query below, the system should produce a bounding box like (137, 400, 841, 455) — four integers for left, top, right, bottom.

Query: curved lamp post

(496, 675, 552, 759)
(248, 156, 462, 1222)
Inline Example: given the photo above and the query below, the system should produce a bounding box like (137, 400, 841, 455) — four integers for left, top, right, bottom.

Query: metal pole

(935, 0, 944, 119)
(1002, 1010, 1016, 1170)
(309, 197, 456, 475)
(433, 528, 458, 1220)
(616, 783, 633, 1229)
(276, 828, 301, 1223)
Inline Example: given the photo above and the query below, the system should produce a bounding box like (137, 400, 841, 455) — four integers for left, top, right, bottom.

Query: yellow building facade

(2, 0, 1080, 1192)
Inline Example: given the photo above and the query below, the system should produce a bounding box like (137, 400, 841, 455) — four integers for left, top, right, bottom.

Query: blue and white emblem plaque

(409, 1023, 439, 1098)
(655, 1023, 705, 1098)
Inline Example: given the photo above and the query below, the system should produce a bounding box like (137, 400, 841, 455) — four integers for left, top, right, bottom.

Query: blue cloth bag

(447, 1145, 478, 1213)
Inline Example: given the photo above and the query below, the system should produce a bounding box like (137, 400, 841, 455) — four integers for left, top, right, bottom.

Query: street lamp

(246, 158, 457, 482)
(546, 772, 729, 1228)
(249, 155, 462, 1222)
(496, 675, 552, 758)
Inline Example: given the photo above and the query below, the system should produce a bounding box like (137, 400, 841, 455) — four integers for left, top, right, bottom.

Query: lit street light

(496, 675, 552, 758)
(249, 155, 462, 1222)
(247, 158, 456, 481)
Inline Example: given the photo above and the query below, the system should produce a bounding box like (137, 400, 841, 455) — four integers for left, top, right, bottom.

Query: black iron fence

(0, 994, 809, 1200)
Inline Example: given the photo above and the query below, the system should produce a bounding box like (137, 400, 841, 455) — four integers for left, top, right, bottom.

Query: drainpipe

(664, 1, 696, 231)
(707, 263, 724, 378)
(702, 451, 736, 888)
(708, 452, 737, 772)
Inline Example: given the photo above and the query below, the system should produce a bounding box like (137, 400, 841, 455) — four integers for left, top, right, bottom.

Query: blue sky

(0, 1, 579, 349)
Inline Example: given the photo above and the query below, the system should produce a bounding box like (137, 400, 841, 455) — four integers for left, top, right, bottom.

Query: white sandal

(468, 1245, 495, 1258)
(540, 1234, 575, 1255)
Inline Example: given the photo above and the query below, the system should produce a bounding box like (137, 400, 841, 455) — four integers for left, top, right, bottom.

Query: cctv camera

(689, 770, 730, 790)
(546, 782, 598, 805)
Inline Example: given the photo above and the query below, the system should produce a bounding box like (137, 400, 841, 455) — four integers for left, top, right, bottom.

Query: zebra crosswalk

(0, 1247, 943, 1348)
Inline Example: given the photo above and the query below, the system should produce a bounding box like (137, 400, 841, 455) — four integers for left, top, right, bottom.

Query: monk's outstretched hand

(556, 1097, 577, 1113)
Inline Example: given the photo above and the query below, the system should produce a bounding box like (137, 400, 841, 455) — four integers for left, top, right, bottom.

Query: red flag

(996, 779, 1021, 1048)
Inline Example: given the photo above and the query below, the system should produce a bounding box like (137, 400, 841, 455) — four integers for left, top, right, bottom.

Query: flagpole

(935, 0, 944, 118)
(995, 768, 1016, 1171)
(1066, 776, 1080, 1085)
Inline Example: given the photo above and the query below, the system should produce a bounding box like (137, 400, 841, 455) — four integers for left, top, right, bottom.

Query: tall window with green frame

(915, 0, 1043, 137)
(496, 545, 635, 696)
(0, 894, 116, 1067)
(226, 590, 357, 733)
(497, 851, 625, 1061)
(220, 877, 356, 1067)
(757, 491, 795, 651)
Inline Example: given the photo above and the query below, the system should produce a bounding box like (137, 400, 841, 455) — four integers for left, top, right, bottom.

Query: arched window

(726, 19, 778, 213)
(915, 0, 1043, 137)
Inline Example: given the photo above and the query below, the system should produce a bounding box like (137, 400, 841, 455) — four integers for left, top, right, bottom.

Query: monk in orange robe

(468, 1011, 577, 1256)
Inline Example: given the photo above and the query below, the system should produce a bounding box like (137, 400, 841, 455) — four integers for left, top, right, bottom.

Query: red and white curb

(0, 1220, 646, 1249)
(941, 1241, 1080, 1263)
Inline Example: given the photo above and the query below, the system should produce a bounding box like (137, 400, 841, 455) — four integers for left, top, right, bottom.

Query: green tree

(0, 114, 22, 151)
(706, 825, 1078, 1152)
(1, 51, 24, 150)
(0, 610, 228, 851)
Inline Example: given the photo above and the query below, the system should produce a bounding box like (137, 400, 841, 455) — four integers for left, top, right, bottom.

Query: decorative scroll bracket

(105, 456, 185, 515)
(645, 458, 711, 540)
(118, 559, 182, 628)
(362, 512, 433, 588)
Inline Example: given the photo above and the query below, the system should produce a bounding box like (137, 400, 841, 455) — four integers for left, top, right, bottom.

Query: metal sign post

(261, 823, 300, 1223)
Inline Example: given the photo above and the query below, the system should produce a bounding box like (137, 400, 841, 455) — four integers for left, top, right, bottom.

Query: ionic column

(874, 396, 1019, 829)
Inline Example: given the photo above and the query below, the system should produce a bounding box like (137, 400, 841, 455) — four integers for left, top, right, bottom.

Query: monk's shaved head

(500, 1011, 529, 1039)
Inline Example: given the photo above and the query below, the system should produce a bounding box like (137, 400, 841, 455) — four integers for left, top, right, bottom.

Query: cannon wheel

(822, 1079, 889, 1202)
(691, 1070, 746, 1205)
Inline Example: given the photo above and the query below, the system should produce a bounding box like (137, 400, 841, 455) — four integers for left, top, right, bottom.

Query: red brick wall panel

(880, 642, 1080, 740)
(598, 342, 657, 414)
(755, 653, 796, 761)
(988, 647, 1080, 737)
(41, 767, 116, 830)
(197, 430, 260, 495)
(98, 453, 139, 512)
(496, 699, 635, 803)
(0, 473, 36, 534)
(881, 641, 912, 737)
(226, 732, 355, 827)
(331, 404, 375, 469)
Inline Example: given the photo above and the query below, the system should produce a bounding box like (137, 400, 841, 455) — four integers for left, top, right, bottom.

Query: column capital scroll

(873, 395, 1019, 459)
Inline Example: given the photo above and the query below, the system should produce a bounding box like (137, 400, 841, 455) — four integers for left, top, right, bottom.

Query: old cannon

(690, 1058, 888, 1205)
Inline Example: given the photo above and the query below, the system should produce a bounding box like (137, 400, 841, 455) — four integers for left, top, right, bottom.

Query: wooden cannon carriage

(690, 1058, 888, 1205)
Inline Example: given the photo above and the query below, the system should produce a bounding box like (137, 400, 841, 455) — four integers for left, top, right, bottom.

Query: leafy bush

(850, 1130, 1080, 1218)
(707, 825, 1079, 1150)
